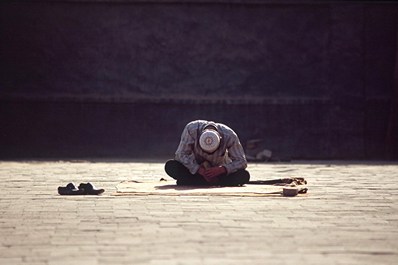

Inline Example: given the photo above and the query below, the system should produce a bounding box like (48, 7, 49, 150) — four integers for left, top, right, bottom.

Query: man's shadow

(154, 183, 235, 191)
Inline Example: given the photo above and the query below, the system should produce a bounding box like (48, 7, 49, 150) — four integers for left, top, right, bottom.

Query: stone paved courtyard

(0, 160, 397, 265)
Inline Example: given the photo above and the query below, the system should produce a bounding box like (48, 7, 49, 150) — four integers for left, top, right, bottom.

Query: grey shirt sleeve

(175, 124, 200, 175)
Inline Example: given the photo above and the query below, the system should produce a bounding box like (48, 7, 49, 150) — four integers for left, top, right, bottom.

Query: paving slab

(0, 160, 397, 265)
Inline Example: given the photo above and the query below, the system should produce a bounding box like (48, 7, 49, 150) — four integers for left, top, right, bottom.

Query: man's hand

(197, 166, 207, 178)
(204, 166, 227, 178)
(198, 166, 227, 183)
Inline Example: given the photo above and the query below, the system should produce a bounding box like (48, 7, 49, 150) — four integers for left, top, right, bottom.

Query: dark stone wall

(0, 1, 397, 159)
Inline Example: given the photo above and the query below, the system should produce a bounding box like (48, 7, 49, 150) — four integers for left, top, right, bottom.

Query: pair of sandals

(58, 182, 105, 195)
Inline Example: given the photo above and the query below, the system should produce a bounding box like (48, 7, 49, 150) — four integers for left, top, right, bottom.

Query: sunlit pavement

(0, 160, 397, 265)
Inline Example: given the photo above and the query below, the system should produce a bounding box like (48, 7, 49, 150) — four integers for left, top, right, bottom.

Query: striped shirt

(175, 120, 247, 175)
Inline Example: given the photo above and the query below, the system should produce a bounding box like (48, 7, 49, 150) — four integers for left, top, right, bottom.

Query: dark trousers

(164, 160, 250, 186)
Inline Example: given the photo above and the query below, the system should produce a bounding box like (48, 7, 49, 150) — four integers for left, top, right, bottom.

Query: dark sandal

(78, 183, 105, 195)
(58, 183, 85, 195)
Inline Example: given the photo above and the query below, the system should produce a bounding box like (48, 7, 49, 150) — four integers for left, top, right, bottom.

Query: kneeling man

(165, 120, 250, 186)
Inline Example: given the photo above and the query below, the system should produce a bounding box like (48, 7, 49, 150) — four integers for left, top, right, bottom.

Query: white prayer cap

(199, 129, 221, 153)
